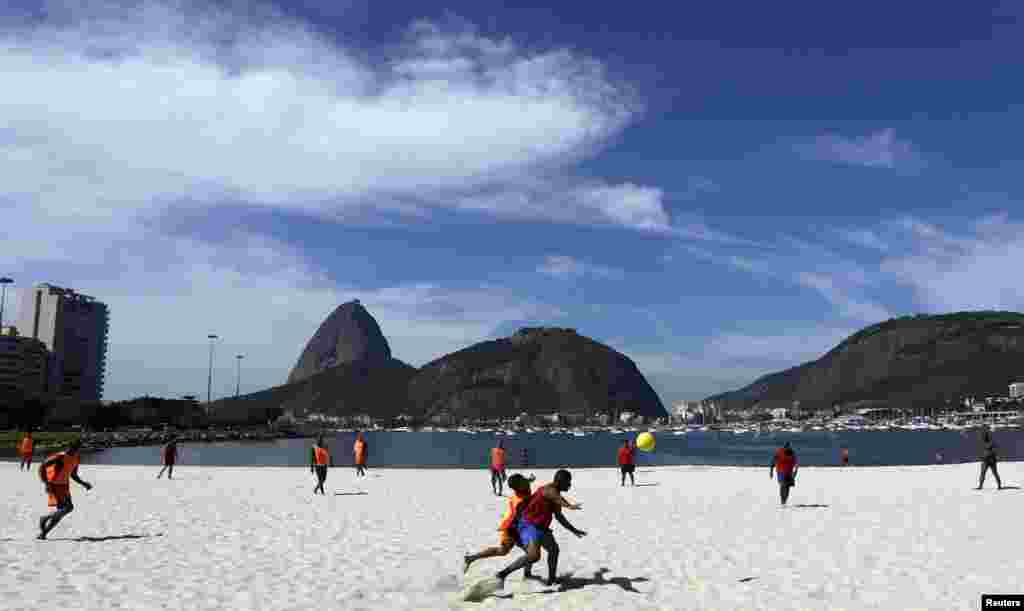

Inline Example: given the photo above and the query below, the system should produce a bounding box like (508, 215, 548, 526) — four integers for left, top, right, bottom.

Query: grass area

(0, 431, 82, 452)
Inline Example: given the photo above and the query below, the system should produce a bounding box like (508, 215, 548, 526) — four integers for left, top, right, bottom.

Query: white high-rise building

(16, 283, 109, 402)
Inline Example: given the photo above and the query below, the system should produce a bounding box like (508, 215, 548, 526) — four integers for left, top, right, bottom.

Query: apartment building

(16, 283, 109, 402)
(0, 326, 49, 404)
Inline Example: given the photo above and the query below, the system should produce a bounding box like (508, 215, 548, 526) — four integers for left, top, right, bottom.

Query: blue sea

(64, 429, 1024, 468)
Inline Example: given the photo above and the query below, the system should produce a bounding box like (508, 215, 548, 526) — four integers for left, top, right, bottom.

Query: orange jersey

(314, 446, 329, 466)
(491, 447, 506, 469)
(20, 437, 33, 454)
(353, 440, 366, 464)
(45, 452, 80, 485)
(498, 490, 531, 531)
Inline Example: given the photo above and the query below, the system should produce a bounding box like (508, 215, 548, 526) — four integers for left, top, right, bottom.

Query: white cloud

(537, 255, 622, 279)
(0, 1, 667, 234)
(0, 2, 657, 399)
(880, 214, 1024, 312)
(795, 272, 891, 323)
(798, 129, 924, 169)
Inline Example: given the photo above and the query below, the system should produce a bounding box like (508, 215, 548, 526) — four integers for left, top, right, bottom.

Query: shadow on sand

(53, 533, 164, 542)
(547, 568, 649, 594)
(738, 577, 758, 583)
(335, 492, 369, 496)
(999, 485, 1021, 490)
(634, 483, 660, 487)
(793, 504, 829, 508)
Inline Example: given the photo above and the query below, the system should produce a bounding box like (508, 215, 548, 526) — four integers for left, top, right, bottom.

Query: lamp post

(235, 354, 244, 398)
(206, 334, 218, 405)
(0, 277, 12, 330)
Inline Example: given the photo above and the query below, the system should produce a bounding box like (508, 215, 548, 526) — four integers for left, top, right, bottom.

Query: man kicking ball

(37, 440, 93, 540)
(463, 473, 534, 577)
(465, 470, 585, 600)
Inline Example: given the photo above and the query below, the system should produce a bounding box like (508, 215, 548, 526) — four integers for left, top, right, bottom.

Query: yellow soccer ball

(636, 431, 655, 452)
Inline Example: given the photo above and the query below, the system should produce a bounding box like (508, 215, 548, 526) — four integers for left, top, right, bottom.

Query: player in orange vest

(353, 432, 368, 477)
(463, 473, 536, 576)
(37, 440, 93, 540)
(310, 436, 332, 495)
(19, 431, 34, 471)
(492, 470, 586, 589)
(490, 440, 507, 496)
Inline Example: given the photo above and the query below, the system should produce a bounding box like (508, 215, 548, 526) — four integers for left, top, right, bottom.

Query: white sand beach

(1, 462, 1022, 610)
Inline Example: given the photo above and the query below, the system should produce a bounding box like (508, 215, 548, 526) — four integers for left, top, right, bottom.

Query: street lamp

(235, 354, 244, 398)
(0, 277, 13, 330)
(206, 334, 218, 405)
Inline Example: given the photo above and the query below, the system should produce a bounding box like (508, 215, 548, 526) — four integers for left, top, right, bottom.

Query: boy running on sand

(311, 436, 331, 495)
(463, 473, 534, 578)
(353, 432, 368, 477)
(493, 469, 586, 588)
(490, 440, 507, 496)
(770, 442, 798, 506)
(37, 440, 93, 540)
(19, 431, 33, 471)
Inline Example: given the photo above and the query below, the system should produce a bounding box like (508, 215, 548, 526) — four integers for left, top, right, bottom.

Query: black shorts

(620, 464, 635, 474)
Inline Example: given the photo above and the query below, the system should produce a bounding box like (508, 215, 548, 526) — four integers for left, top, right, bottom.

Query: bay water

(62, 429, 1024, 468)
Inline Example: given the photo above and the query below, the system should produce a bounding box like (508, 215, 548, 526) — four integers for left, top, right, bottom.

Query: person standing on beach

(617, 440, 636, 486)
(310, 436, 331, 495)
(156, 439, 178, 479)
(976, 429, 1003, 490)
(463, 473, 534, 576)
(490, 440, 507, 496)
(19, 431, 33, 471)
(840, 447, 850, 467)
(353, 432, 368, 477)
(37, 440, 92, 540)
(492, 469, 586, 588)
(770, 442, 798, 506)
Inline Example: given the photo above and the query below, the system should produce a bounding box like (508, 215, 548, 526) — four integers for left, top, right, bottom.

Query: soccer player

(19, 430, 34, 471)
(311, 437, 331, 495)
(463, 473, 534, 577)
(617, 440, 636, 486)
(770, 442, 799, 506)
(156, 439, 178, 479)
(493, 470, 586, 588)
(490, 440, 507, 496)
(353, 432, 368, 477)
(37, 440, 93, 540)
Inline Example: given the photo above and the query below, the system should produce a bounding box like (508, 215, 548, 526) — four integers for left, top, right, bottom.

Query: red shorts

(47, 484, 72, 509)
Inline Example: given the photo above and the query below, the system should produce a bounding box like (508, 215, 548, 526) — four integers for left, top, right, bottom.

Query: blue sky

(3, 0, 1024, 405)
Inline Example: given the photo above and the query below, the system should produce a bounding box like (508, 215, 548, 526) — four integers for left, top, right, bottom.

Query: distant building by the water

(16, 283, 109, 402)
(0, 326, 49, 412)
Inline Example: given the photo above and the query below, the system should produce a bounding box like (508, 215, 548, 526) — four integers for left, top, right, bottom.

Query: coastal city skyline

(5, 2, 1024, 405)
